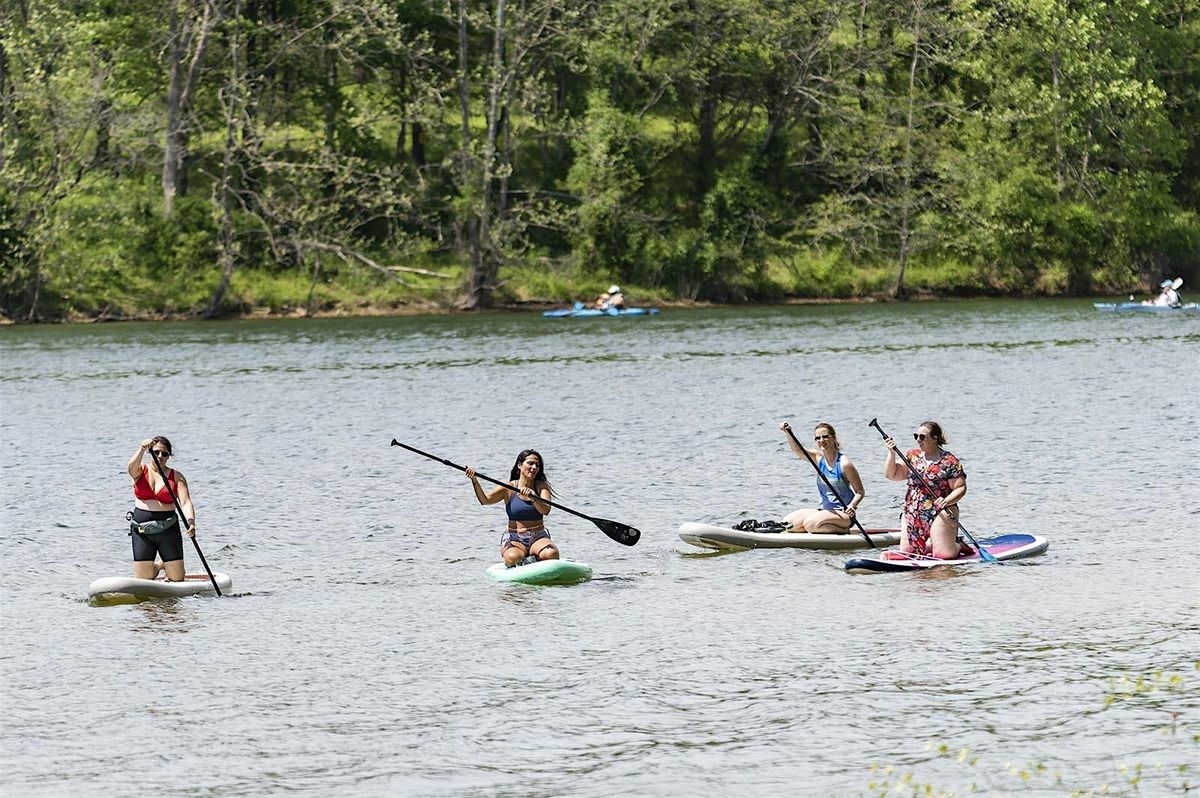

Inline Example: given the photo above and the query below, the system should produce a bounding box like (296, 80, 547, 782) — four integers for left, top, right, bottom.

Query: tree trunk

(456, 0, 483, 307)
(206, 0, 242, 318)
(469, 0, 506, 310)
(890, 11, 921, 300)
(162, 0, 212, 218)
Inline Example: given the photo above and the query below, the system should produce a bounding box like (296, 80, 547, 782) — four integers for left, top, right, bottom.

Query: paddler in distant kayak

(465, 449, 560, 567)
(882, 421, 968, 559)
(778, 422, 865, 533)
(126, 437, 196, 581)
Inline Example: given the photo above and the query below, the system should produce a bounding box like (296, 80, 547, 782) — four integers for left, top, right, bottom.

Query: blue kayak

(544, 306, 659, 318)
(1093, 302, 1198, 314)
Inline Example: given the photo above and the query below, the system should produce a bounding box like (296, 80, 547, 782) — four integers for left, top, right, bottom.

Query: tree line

(2, 0, 1197, 320)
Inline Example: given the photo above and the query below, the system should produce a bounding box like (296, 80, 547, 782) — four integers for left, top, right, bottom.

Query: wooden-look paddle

(148, 448, 223, 594)
(868, 418, 998, 564)
(781, 423, 876, 548)
(391, 439, 641, 546)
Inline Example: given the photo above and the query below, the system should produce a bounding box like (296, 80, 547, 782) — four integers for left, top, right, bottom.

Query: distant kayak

(485, 559, 592, 585)
(543, 303, 659, 318)
(679, 522, 900, 551)
(1093, 302, 1199, 314)
(88, 572, 232, 602)
(844, 534, 1048, 574)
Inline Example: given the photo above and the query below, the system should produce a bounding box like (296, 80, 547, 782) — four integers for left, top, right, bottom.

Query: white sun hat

(608, 285, 621, 294)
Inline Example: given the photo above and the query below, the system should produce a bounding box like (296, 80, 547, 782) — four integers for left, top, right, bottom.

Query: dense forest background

(1, 0, 1197, 320)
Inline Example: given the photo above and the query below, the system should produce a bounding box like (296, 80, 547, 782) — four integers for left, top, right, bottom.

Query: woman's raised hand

(465, 466, 477, 481)
(140, 438, 155, 450)
(883, 436, 897, 451)
(779, 421, 791, 432)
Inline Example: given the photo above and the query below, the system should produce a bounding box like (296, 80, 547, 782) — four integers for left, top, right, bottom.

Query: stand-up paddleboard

(679, 522, 900, 551)
(485, 559, 592, 585)
(1093, 302, 1198, 314)
(844, 534, 1048, 573)
(88, 572, 232, 602)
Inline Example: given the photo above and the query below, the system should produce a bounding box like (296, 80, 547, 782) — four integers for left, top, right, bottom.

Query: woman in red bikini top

(127, 436, 197, 582)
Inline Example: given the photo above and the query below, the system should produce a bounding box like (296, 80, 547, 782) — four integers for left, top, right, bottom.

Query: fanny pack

(127, 511, 179, 536)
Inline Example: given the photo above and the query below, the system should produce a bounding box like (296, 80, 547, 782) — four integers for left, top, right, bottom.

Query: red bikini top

(133, 464, 177, 503)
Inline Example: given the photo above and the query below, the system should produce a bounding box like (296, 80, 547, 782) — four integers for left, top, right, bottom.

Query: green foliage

(1, 0, 1198, 320)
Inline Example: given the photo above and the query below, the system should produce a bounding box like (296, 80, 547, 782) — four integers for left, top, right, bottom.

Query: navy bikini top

(506, 490, 544, 521)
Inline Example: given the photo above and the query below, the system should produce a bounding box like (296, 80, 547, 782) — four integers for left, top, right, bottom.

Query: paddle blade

(594, 518, 641, 546)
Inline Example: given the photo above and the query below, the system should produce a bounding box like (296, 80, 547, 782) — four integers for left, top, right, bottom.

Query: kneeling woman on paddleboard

(779, 422, 865, 532)
(126, 437, 196, 581)
(465, 449, 559, 567)
(883, 421, 967, 559)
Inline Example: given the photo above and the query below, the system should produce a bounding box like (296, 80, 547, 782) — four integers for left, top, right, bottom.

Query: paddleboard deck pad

(679, 522, 900, 550)
(88, 572, 232, 602)
(485, 559, 592, 585)
(844, 534, 1049, 573)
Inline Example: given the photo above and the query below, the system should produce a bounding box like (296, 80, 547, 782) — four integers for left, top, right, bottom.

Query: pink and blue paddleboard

(844, 534, 1049, 574)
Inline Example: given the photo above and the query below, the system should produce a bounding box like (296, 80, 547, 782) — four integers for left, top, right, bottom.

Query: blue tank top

(506, 490, 544, 522)
(816, 453, 854, 511)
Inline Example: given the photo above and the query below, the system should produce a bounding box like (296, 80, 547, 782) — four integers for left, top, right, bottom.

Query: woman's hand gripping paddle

(390, 440, 641, 546)
(868, 419, 998, 564)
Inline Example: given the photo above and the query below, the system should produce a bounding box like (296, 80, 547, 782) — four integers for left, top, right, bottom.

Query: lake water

(1, 300, 1197, 796)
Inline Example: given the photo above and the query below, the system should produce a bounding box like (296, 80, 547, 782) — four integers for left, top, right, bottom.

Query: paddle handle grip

(390, 439, 594, 522)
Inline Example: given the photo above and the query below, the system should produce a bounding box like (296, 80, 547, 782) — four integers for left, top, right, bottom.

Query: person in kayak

(126, 436, 196, 581)
(778, 421, 865, 533)
(592, 285, 625, 310)
(882, 421, 968, 559)
(465, 449, 559, 567)
(1149, 278, 1183, 307)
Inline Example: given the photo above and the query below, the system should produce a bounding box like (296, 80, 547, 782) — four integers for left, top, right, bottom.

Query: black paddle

(868, 418, 998, 564)
(148, 448, 223, 594)
(391, 439, 641, 546)
(781, 423, 877, 548)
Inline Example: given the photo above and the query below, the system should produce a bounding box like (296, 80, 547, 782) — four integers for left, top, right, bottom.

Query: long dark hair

(509, 449, 555, 496)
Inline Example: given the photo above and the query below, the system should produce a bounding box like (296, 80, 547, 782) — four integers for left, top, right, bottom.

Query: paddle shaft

(868, 419, 997, 563)
(782, 425, 876, 548)
(390, 439, 600, 524)
(148, 448, 222, 595)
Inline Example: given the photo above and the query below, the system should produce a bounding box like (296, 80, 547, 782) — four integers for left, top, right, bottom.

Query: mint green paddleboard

(485, 559, 592, 585)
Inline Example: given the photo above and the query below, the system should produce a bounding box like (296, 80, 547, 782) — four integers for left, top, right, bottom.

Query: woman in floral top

(882, 421, 967, 558)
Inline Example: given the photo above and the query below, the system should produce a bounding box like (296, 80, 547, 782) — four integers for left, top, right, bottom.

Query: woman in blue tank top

(779, 422, 865, 533)
(465, 449, 560, 567)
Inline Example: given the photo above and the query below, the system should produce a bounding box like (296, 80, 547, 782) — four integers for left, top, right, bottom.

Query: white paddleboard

(88, 572, 232, 601)
(679, 522, 900, 551)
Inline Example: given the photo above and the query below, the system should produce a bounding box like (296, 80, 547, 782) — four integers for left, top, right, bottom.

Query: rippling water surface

(1, 300, 1197, 796)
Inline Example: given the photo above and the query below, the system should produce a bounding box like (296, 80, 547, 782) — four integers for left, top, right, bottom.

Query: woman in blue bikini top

(465, 449, 559, 567)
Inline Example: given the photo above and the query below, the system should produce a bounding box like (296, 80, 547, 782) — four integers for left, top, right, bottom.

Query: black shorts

(130, 508, 185, 563)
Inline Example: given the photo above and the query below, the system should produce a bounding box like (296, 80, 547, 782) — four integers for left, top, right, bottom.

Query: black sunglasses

(151, 449, 171, 457)
(814, 434, 832, 441)
(913, 433, 928, 441)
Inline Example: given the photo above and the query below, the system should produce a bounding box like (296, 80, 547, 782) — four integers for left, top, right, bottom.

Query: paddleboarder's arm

(933, 475, 966, 511)
(127, 440, 153, 479)
(464, 467, 506, 504)
(882, 437, 907, 480)
(842, 460, 866, 516)
(175, 473, 197, 536)
(779, 422, 817, 460)
(529, 482, 552, 516)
